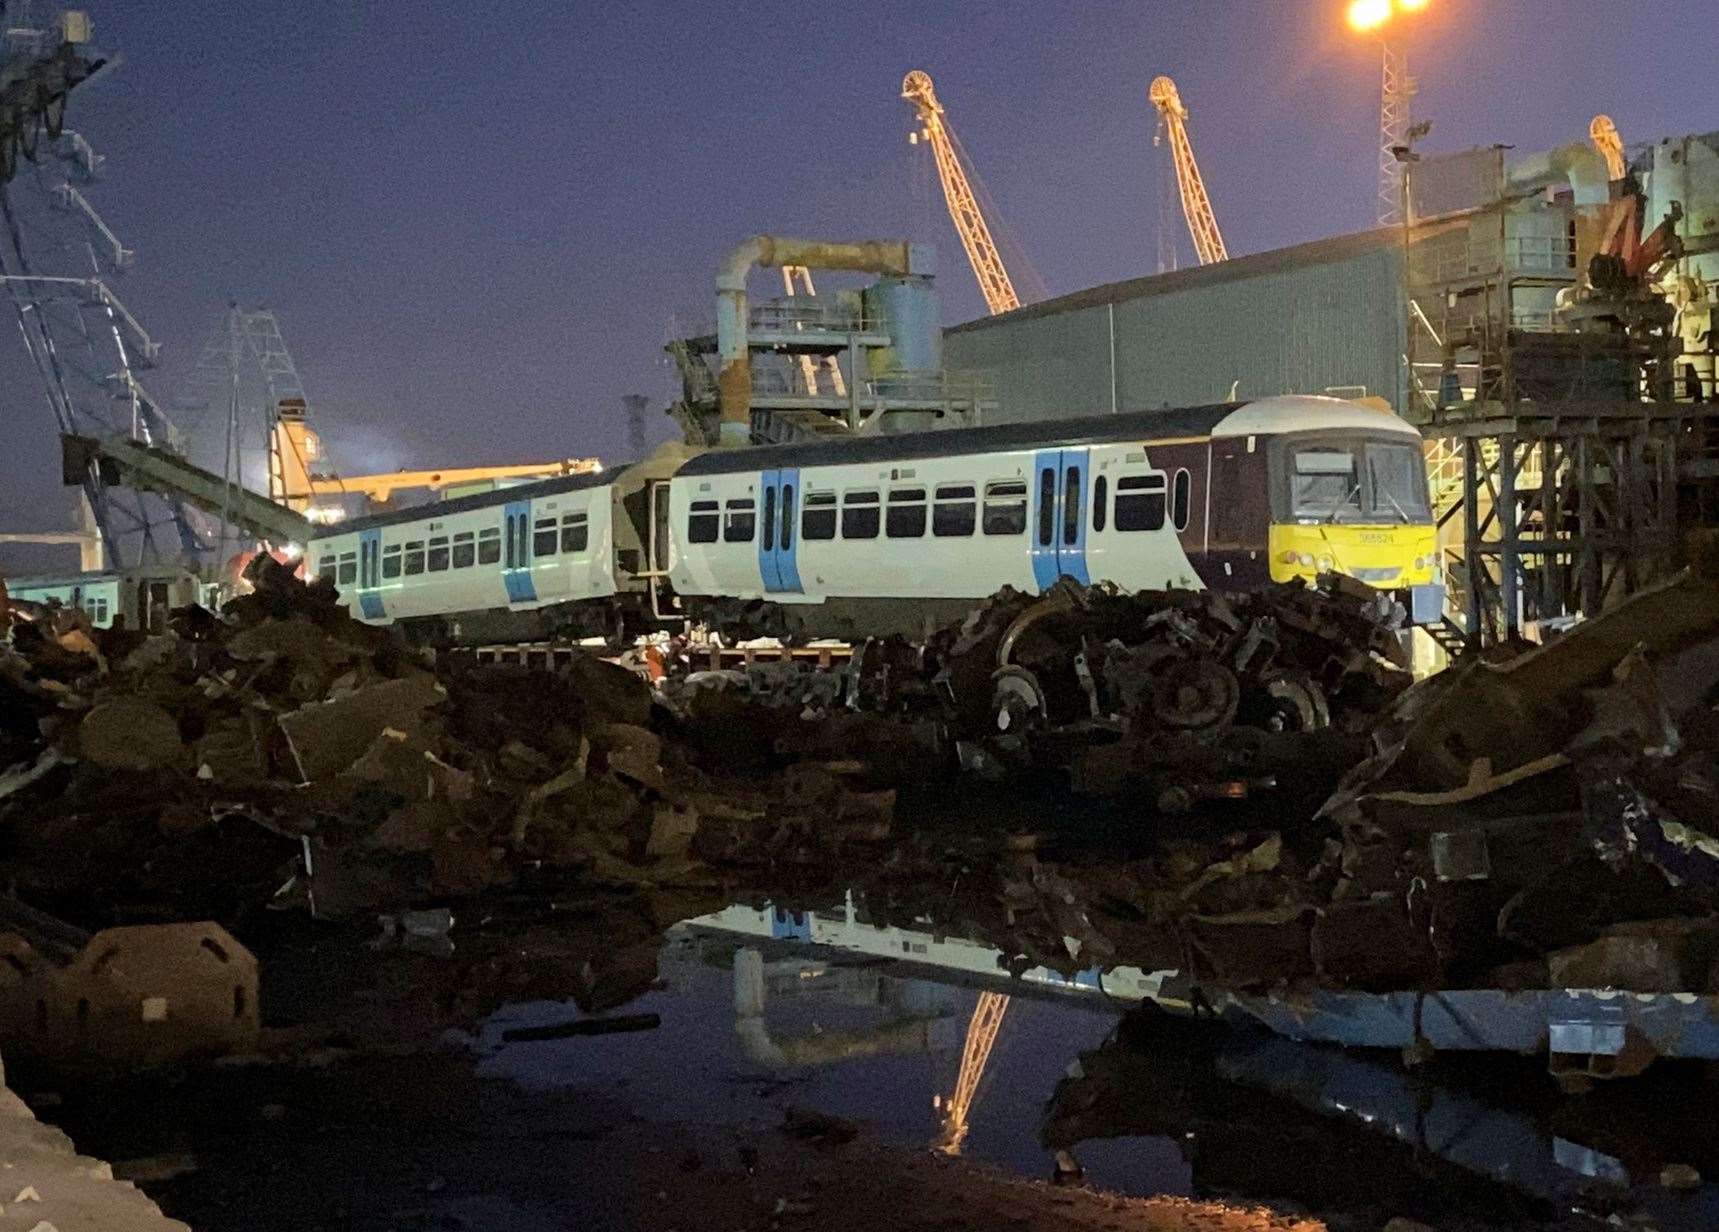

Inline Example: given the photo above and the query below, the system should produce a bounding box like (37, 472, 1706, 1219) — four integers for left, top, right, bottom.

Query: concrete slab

(0, 1052, 189, 1231)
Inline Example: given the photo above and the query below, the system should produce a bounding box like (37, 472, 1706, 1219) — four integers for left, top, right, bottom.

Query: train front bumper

(1268, 523, 1444, 624)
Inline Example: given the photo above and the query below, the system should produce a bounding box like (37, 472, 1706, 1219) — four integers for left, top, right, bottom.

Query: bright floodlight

(1347, 0, 1392, 31)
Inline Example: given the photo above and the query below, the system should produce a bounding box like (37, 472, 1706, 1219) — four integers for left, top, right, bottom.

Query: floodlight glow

(1347, 0, 1391, 31)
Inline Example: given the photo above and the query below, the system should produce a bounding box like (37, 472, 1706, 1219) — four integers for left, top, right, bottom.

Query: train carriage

(665, 395, 1443, 641)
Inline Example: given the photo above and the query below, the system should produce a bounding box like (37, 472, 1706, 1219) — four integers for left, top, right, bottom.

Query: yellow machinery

(1149, 76, 1230, 267)
(267, 399, 599, 522)
(901, 70, 1022, 317)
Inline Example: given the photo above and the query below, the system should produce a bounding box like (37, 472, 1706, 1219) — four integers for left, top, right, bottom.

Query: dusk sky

(2, 1, 1714, 568)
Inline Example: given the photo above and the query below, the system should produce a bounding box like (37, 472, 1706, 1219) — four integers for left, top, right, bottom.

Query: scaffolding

(0, 6, 203, 567)
(1402, 145, 1719, 647)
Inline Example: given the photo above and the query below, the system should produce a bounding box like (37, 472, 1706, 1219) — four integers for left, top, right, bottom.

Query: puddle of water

(465, 900, 1719, 1232)
(474, 930, 1190, 1197)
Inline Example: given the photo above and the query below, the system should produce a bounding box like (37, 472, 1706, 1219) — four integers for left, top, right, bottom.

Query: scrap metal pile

(0, 559, 909, 1063)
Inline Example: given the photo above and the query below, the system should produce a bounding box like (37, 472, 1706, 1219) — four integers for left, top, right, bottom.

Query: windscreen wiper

(1381, 491, 1411, 524)
(1325, 482, 1362, 524)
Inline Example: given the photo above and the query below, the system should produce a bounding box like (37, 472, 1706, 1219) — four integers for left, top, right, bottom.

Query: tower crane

(1149, 76, 1229, 267)
(900, 70, 1021, 316)
(1590, 114, 1627, 183)
(934, 990, 1010, 1155)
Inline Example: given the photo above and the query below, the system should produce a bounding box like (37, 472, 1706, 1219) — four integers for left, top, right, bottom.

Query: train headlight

(1316, 556, 1334, 573)
(1297, 553, 1315, 568)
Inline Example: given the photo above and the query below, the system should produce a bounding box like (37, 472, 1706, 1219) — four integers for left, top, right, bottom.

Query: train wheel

(989, 665, 1048, 739)
(1151, 659, 1239, 732)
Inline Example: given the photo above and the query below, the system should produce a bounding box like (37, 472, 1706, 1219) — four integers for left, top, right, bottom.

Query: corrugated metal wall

(944, 230, 1406, 424)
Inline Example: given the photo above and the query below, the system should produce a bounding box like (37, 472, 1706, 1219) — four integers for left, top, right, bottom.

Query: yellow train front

(1253, 425, 1442, 624)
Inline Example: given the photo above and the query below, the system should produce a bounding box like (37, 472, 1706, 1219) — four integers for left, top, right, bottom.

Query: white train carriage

(666, 396, 1441, 640)
(310, 469, 624, 642)
(307, 444, 701, 643)
(4, 566, 203, 633)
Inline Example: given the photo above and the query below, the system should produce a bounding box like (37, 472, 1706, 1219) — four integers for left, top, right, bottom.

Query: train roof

(314, 465, 625, 540)
(674, 396, 1419, 477)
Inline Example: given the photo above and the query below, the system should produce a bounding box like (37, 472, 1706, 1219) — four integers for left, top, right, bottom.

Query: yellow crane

(901, 70, 1022, 316)
(934, 989, 1011, 1155)
(1150, 76, 1229, 267)
(269, 401, 598, 522)
(1590, 114, 1627, 182)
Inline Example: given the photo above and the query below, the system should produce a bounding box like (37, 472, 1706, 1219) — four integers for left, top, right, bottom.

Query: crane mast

(1590, 114, 1627, 182)
(1149, 76, 1229, 267)
(901, 70, 1021, 316)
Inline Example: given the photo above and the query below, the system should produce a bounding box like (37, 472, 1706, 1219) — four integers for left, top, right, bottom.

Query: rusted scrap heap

(1310, 568, 1719, 995)
(0, 558, 900, 935)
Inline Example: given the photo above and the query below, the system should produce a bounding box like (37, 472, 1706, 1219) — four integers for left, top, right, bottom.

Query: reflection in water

(934, 991, 1010, 1155)
(663, 892, 1719, 1231)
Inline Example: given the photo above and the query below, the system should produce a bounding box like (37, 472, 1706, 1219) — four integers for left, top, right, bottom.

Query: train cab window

(533, 518, 558, 558)
(688, 500, 719, 544)
(1366, 442, 1432, 521)
(452, 532, 476, 569)
(317, 556, 336, 581)
(1172, 469, 1193, 531)
(802, 491, 837, 541)
(337, 552, 358, 585)
(1115, 474, 1168, 532)
(1290, 446, 1362, 521)
(886, 487, 926, 538)
(933, 484, 976, 537)
(842, 490, 880, 539)
(382, 545, 403, 579)
(477, 528, 501, 565)
(982, 480, 1028, 535)
(403, 541, 426, 576)
(427, 536, 451, 572)
(1037, 469, 1056, 546)
(1092, 476, 1108, 532)
(562, 512, 589, 554)
(724, 499, 756, 543)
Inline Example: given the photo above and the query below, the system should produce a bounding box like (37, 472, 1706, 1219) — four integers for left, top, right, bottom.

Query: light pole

(1348, 0, 1430, 227)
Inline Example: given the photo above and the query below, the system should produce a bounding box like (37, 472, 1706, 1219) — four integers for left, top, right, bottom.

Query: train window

(1172, 469, 1193, 531)
(933, 484, 976, 537)
(1365, 442, 1431, 520)
(802, 491, 837, 541)
(1037, 469, 1056, 546)
(1063, 466, 1082, 546)
(427, 536, 451, 572)
(382, 545, 403, 579)
(452, 531, 476, 569)
(1115, 474, 1167, 532)
(533, 517, 558, 558)
(317, 556, 336, 581)
(1093, 476, 1108, 532)
(687, 499, 719, 544)
(762, 488, 776, 551)
(337, 552, 357, 585)
(1290, 446, 1362, 521)
(561, 512, 589, 554)
(886, 487, 926, 538)
(477, 527, 501, 565)
(842, 490, 880, 540)
(780, 484, 794, 551)
(982, 480, 1028, 535)
(404, 540, 426, 576)
(724, 499, 756, 543)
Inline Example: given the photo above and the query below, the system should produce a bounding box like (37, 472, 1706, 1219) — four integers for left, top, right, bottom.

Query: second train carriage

(666, 395, 1443, 640)
(310, 396, 1442, 643)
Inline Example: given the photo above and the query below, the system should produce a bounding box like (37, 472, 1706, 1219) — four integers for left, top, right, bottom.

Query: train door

(1030, 449, 1091, 590)
(357, 528, 384, 618)
(502, 499, 537, 603)
(758, 468, 803, 594)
